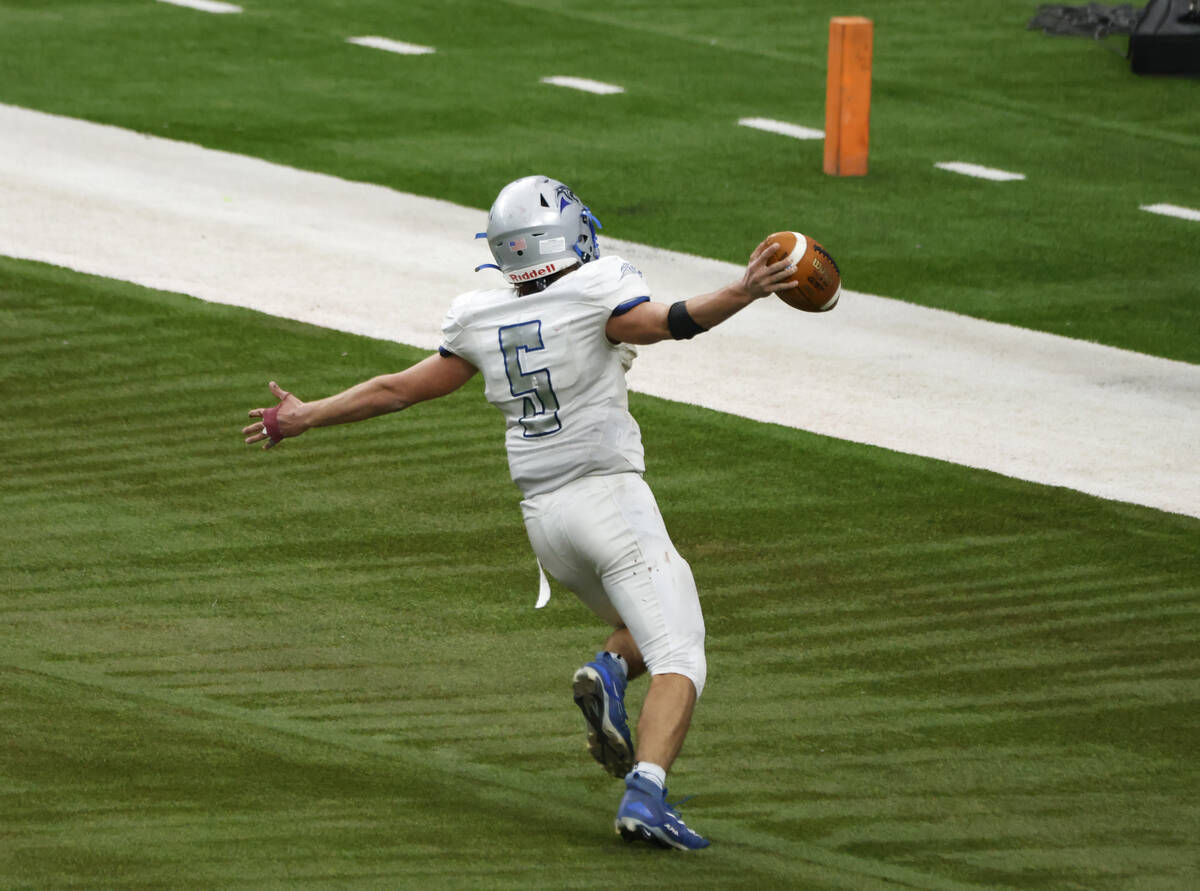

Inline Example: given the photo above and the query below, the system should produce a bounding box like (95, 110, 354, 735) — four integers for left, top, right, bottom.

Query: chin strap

(474, 232, 501, 273)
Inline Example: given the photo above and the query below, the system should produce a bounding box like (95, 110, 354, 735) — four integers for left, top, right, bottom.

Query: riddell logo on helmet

(508, 262, 559, 282)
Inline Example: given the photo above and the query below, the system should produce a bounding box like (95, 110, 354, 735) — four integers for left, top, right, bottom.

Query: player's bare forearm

(304, 354, 477, 428)
(606, 239, 797, 345)
(606, 285, 753, 345)
(243, 352, 477, 449)
(300, 375, 409, 428)
(681, 282, 759, 330)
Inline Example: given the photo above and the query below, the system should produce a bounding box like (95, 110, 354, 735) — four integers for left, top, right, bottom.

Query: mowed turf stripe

(4, 656, 1002, 891)
(1, 666, 617, 889)
(729, 585, 1200, 642)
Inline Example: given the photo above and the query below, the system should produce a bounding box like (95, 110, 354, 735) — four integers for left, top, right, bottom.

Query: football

(766, 231, 841, 312)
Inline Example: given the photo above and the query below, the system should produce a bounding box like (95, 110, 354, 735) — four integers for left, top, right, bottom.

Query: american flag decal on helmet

(509, 238, 527, 251)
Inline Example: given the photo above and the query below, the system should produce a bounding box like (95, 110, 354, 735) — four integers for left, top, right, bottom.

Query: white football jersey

(440, 255, 651, 497)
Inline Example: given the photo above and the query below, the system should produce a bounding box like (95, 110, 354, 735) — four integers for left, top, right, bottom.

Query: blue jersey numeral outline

(498, 320, 562, 438)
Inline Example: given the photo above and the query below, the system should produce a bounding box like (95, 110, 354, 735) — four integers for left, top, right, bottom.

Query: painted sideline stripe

(346, 36, 436, 55)
(1140, 203, 1200, 222)
(540, 76, 624, 95)
(935, 161, 1026, 182)
(738, 117, 824, 140)
(1, 103, 1197, 519)
(155, 0, 242, 13)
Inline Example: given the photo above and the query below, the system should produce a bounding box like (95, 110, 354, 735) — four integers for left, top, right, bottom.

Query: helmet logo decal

(507, 261, 562, 283)
(555, 183, 579, 213)
(508, 238, 527, 252)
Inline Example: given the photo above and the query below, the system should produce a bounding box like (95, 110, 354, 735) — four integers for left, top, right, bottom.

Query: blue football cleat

(615, 771, 710, 850)
(572, 652, 634, 778)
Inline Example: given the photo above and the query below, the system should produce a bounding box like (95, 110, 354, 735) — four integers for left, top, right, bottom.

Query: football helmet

(476, 176, 602, 287)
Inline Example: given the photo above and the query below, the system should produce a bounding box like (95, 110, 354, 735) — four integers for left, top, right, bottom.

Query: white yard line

(1, 103, 1197, 519)
(346, 36, 436, 56)
(1140, 203, 1200, 222)
(935, 162, 1026, 182)
(539, 76, 625, 95)
(155, 0, 242, 13)
(737, 118, 824, 140)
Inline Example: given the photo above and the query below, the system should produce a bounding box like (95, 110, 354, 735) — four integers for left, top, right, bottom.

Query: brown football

(766, 231, 842, 312)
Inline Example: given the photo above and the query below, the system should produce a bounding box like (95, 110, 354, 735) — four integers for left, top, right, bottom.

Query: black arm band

(667, 301, 708, 340)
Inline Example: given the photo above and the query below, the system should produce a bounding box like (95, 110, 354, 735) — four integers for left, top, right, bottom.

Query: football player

(243, 176, 798, 849)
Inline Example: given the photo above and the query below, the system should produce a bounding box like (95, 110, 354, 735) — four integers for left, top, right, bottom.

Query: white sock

(633, 761, 667, 789)
(604, 651, 629, 682)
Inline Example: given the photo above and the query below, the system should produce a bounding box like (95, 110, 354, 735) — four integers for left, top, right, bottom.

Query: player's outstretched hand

(740, 239, 800, 300)
(242, 381, 304, 450)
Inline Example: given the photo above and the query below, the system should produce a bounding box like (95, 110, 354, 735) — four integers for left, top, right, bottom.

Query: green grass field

(2, 1, 1199, 887)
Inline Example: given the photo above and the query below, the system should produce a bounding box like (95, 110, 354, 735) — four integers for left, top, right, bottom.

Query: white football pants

(521, 471, 707, 697)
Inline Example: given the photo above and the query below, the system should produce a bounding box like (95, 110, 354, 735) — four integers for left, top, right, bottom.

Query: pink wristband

(262, 391, 290, 443)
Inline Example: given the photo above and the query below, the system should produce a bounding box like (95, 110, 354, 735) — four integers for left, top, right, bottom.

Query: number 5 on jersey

(498, 321, 562, 437)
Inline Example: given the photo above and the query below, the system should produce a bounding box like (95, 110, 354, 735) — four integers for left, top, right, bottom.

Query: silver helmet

(477, 176, 602, 286)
